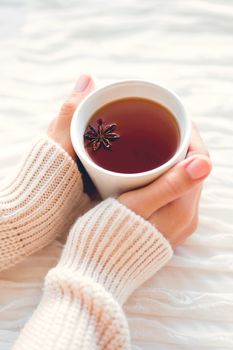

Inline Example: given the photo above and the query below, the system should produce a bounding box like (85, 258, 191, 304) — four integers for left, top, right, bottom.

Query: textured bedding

(0, 0, 233, 349)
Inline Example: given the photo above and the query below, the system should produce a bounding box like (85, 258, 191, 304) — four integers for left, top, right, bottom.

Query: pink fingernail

(186, 158, 211, 180)
(75, 75, 91, 92)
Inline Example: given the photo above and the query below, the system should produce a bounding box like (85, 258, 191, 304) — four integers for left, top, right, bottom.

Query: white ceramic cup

(71, 80, 191, 198)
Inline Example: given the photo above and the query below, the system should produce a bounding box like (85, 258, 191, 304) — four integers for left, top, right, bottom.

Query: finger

(119, 155, 211, 219)
(149, 185, 202, 246)
(187, 123, 210, 158)
(59, 74, 94, 118)
(172, 186, 202, 246)
(150, 184, 201, 225)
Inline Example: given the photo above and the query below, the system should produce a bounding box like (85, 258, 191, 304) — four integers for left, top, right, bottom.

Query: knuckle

(173, 202, 193, 230)
(185, 216, 199, 236)
(164, 174, 180, 199)
(182, 205, 193, 221)
(192, 215, 199, 232)
(60, 100, 75, 116)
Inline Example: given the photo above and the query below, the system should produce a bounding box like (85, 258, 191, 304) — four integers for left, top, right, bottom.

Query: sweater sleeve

(13, 198, 173, 350)
(0, 137, 89, 271)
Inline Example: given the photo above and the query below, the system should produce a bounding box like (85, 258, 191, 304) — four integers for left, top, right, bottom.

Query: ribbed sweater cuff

(55, 198, 173, 304)
(0, 137, 88, 271)
(14, 268, 131, 350)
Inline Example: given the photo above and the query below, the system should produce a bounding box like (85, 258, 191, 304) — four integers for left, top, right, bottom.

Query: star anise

(84, 118, 120, 151)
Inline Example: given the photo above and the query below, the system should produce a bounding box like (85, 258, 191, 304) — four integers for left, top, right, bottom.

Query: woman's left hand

(47, 74, 94, 160)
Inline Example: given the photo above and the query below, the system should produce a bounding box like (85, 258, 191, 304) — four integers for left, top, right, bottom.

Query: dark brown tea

(84, 97, 180, 174)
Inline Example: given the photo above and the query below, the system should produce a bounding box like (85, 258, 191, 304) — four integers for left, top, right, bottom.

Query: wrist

(55, 198, 173, 304)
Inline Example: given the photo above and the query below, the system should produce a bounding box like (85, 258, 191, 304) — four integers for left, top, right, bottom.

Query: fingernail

(75, 75, 90, 92)
(186, 158, 211, 180)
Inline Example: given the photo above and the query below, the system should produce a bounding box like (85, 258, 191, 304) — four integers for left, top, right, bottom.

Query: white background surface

(0, 0, 233, 349)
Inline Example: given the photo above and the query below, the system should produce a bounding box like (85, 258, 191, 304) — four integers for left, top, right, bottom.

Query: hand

(47, 74, 94, 160)
(119, 125, 212, 248)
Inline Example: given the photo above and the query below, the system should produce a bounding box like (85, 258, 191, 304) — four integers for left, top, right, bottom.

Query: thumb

(58, 74, 95, 119)
(119, 155, 212, 219)
(48, 75, 94, 160)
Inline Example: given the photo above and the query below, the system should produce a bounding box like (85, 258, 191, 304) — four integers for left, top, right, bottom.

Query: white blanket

(0, 1, 233, 349)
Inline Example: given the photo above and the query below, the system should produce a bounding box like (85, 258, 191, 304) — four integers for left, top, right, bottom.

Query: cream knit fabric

(13, 199, 173, 349)
(0, 138, 173, 349)
(0, 137, 89, 271)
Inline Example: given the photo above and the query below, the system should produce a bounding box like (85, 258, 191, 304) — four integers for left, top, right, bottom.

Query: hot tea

(84, 97, 180, 174)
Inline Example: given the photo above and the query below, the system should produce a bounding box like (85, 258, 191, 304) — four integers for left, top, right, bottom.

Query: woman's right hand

(119, 125, 212, 248)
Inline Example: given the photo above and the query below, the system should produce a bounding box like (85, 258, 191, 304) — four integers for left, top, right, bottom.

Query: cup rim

(71, 79, 192, 178)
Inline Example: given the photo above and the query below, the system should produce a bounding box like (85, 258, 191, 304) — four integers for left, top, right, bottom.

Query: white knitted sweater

(0, 138, 173, 350)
